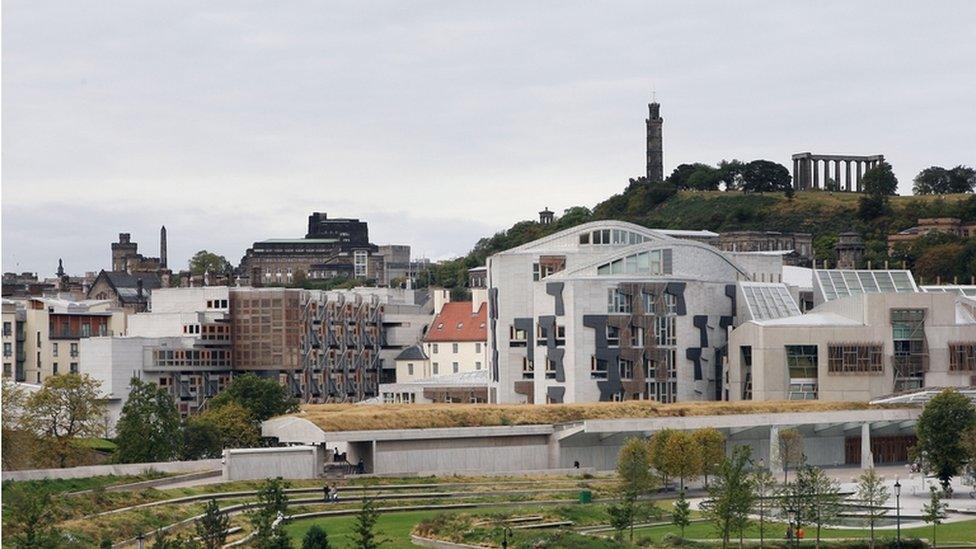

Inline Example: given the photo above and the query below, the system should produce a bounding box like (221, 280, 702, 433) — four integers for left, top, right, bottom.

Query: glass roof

(921, 285, 976, 297)
(741, 283, 802, 321)
(815, 270, 917, 301)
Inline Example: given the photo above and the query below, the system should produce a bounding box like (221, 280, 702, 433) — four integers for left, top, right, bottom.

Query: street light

(894, 478, 902, 549)
(787, 509, 797, 549)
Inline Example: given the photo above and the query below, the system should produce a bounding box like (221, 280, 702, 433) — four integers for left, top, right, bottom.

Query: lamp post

(501, 526, 512, 549)
(894, 478, 902, 549)
(787, 509, 797, 549)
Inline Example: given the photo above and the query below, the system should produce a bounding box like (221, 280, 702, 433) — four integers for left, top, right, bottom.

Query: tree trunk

(869, 520, 874, 549)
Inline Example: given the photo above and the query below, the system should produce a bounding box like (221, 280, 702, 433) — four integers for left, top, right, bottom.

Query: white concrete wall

(149, 287, 230, 314)
(426, 340, 486, 377)
(223, 446, 324, 481)
(2, 458, 221, 481)
(373, 435, 550, 474)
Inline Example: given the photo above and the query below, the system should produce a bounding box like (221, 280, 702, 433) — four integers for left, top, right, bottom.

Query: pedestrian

(330, 484, 339, 503)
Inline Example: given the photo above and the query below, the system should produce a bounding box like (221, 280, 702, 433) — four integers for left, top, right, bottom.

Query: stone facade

(717, 231, 814, 267)
(791, 152, 885, 192)
(835, 232, 866, 269)
(645, 102, 664, 183)
(888, 218, 976, 254)
(111, 228, 168, 273)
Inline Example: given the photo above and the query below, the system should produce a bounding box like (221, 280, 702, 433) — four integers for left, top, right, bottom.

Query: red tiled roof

(424, 302, 487, 343)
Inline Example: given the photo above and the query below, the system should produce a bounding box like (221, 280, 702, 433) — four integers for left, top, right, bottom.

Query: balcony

(49, 329, 114, 340)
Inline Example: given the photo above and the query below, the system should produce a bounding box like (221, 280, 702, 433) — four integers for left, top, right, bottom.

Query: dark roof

(89, 271, 162, 303)
(394, 344, 428, 361)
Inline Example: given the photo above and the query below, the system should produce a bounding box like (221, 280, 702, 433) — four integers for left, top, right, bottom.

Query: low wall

(223, 446, 324, 481)
(1, 458, 222, 482)
(374, 434, 550, 475)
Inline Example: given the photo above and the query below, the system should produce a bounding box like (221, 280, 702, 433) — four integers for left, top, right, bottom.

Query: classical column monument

(791, 152, 885, 192)
(646, 101, 664, 183)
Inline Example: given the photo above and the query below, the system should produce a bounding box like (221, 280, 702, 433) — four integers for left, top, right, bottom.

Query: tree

(20, 373, 106, 467)
(195, 499, 230, 549)
(115, 378, 182, 463)
(800, 466, 842, 548)
(914, 165, 976, 195)
(751, 467, 776, 549)
(195, 401, 260, 449)
(858, 194, 890, 221)
(718, 159, 748, 190)
(648, 429, 677, 487)
(302, 525, 331, 549)
(663, 430, 702, 491)
(615, 436, 656, 541)
(352, 495, 381, 549)
(181, 418, 224, 460)
(948, 165, 976, 194)
(693, 427, 727, 488)
(188, 250, 232, 276)
(740, 160, 792, 193)
(704, 445, 754, 548)
(4, 483, 63, 548)
(922, 485, 948, 548)
(249, 478, 291, 549)
(855, 468, 890, 549)
(861, 162, 899, 197)
(666, 163, 715, 189)
(778, 428, 804, 483)
(607, 502, 635, 542)
(2, 378, 31, 470)
(672, 490, 691, 539)
(210, 373, 298, 422)
(916, 388, 976, 490)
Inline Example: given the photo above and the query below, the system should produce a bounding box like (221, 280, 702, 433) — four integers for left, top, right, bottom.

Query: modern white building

(486, 220, 768, 405)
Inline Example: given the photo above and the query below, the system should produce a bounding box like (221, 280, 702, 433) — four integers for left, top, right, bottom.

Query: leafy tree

(672, 490, 692, 539)
(150, 531, 202, 549)
(663, 430, 702, 491)
(861, 162, 899, 197)
(607, 502, 635, 542)
(922, 485, 948, 548)
(740, 160, 792, 193)
(615, 436, 656, 541)
(249, 478, 291, 549)
(693, 427, 726, 488)
(188, 250, 233, 276)
(181, 418, 224, 460)
(352, 495, 381, 549)
(704, 445, 754, 548)
(685, 165, 724, 191)
(4, 483, 63, 548)
(800, 466, 842, 548)
(778, 428, 804, 483)
(718, 159, 748, 190)
(302, 525, 331, 549)
(210, 373, 298, 422)
(20, 373, 106, 467)
(195, 401, 260, 449)
(916, 388, 976, 490)
(648, 428, 676, 487)
(856, 468, 890, 549)
(115, 378, 182, 463)
(195, 499, 229, 549)
(948, 165, 976, 194)
(666, 163, 715, 189)
(858, 194, 890, 221)
(914, 165, 976, 195)
(100, 539, 114, 549)
(752, 467, 777, 549)
(2, 379, 31, 470)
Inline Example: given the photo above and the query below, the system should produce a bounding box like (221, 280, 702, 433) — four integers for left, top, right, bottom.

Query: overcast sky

(3, 1, 975, 276)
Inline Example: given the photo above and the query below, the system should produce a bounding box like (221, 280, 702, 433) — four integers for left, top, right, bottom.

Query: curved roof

(549, 238, 751, 280)
(499, 220, 674, 254)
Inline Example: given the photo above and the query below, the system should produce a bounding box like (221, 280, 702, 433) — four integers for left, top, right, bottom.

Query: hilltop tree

(856, 468, 890, 549)
(862, 162, 899, 197)
(693, 427, 727, 488)
(188, 250, 233, 276)
(914, 165, 976, 195)
(740, 160, 792, 193)
(916, 388, 976, 490)
(115, 378, 182, 463)
(20, 373, 106, 467)
(666, 163, 715, 189)
(210, 373, 298, 422)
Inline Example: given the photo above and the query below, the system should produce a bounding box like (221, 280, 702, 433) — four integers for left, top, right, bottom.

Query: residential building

(717, 231, 814, 267)
(238, 212, 386, 286)
(2, 300, 27, 380)
(487, 220, 762, 404)
(87, 271, 163, 313)
(727, 276, 976, 402)
(888, 217, 976, 253)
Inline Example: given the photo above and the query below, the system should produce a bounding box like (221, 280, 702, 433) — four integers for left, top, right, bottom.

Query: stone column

(835, 161, 843, 190)
(812, 159, 820, 190)
(845, 160, 852, 191)
(856, 161, 864, 192)
(861, 423, 873, 469)
(793, 158, 800, 190)
(769, 425, 782, 476)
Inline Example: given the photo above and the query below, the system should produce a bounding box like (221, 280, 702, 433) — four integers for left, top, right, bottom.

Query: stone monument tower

(160, 225, 168, 269)
(835, 231, 865, 269)
(646, 100, 664, 183)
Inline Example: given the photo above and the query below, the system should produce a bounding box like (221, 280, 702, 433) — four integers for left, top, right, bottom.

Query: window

(740, 346, 753, 400)
(607, 289, 632, 313)
(597, 250, 665, 276)
(452, 343, 459, 354)
(642, 291, 655, 312)
(606, 325, 620, 347)
(3, 343, 11, 357)
(545, 358, 557, 379)
(654, 316, 675, 346)
(3, 363, 10, 377)
(522, 357, 533, 378)
(432, 362, 439, 375)
(432, 343, 439, 354)
(827, 344, 883, 374)
(52, 343, 59, 357)
(630, 327, 644, 347)
(70, 343, 78, 357)
(619, 358, 634, 380)
(354, 250, 368, 277)
(475, 361, 482, 370)
(892, 309, 926, 391)
(452, 362, 459, 373)
(591, 356, 608, 378)
(786, 345, 818, 399)
(475, 342, 482, 353)
(53, 362, 59, 375)
(70, 362, 78, 374)
(579, 232, 590, 244)
(532, 263, 541, 282)
(949, 343, 976, 372)
(36, 332, 41, 346)
(407, 363, 414, 376)
(2, 322, 10, 336)
(554, 325, 566, 346)
(509, 326, 527, 347)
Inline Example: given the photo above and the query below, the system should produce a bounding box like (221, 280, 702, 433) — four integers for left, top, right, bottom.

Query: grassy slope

(294, 399, 884, 432)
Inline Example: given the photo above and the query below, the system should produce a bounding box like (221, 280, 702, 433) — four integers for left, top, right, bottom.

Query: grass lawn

(0, 470, 168, 498)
